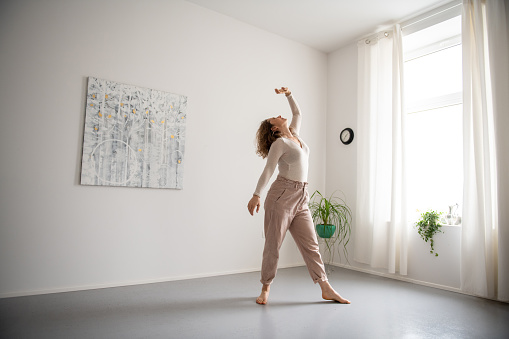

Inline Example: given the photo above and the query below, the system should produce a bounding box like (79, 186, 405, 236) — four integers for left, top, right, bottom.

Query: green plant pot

(316, 224, 336, 238)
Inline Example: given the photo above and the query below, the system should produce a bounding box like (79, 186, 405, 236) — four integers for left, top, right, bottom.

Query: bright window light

(403, 15, 463, 224)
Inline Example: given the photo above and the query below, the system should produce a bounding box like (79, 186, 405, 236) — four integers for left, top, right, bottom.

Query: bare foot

(319, 281, 351, 304)
(256, 284, 270, 305)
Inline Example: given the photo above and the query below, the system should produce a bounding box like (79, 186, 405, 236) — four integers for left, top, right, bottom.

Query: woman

(247, 87, 350, 305)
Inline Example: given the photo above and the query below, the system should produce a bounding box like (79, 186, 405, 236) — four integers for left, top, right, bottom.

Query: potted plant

(309, 190, 352, 271)
(415, 210, 444, 256)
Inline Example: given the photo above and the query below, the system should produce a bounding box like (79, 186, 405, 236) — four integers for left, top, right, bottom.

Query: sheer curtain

(461, 0, 508, 302)
(355, 25, 408, 275)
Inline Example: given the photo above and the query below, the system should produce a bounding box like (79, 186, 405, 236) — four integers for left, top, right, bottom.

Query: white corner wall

(326, 43, 461, 290)
(0, 0, 328, 297)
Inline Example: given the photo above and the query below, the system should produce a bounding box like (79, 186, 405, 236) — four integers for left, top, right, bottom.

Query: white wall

(326, 43, 461, 289)
(0, 0, 328, 297)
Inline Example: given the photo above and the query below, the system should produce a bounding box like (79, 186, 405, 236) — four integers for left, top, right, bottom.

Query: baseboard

(3, 262, 506, 303)
(0, 263, 304, 299)
(330, 263, 508, 303)
(330, 262, 461, 293)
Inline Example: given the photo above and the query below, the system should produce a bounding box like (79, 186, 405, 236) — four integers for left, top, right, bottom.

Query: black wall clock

(340, 128, 354, 145)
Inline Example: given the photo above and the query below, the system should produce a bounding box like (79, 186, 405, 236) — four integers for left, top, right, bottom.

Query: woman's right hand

(248, 195, 261, 216)
(275, 87, 291, 96)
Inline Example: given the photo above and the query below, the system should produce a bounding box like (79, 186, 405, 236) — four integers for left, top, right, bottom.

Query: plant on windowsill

(309, 190, 352, 272)
(415, 210, 444, 256)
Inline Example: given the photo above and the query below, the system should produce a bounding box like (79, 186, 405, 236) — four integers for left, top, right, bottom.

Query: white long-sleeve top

(253, 94, 309, 197)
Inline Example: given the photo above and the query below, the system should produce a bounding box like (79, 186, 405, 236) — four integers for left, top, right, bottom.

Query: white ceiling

(185, 0, 453, 53)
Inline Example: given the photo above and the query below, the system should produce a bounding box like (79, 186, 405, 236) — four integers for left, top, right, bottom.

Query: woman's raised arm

(275, 87, 301, 135)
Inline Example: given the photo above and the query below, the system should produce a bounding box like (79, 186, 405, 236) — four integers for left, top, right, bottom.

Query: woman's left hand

(248, 195, 261, 216)
(275, 87, 291, 96)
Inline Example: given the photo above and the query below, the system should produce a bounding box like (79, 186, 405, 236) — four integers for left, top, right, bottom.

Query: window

(403, 11, 463, 223)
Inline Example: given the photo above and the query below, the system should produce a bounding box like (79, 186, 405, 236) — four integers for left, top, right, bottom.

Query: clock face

(341, 130, 350, 142)
(340, 128, 354, 145)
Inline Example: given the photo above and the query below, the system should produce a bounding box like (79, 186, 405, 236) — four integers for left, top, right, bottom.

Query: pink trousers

(261, 175, 328, 285)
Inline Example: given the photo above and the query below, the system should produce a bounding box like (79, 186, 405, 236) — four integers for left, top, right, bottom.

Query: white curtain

(355, 25, 408, 275)
(461, 0, 508, 302)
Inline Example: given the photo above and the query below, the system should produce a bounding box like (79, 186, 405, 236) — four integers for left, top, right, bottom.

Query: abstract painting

(80, 77, 187, 189)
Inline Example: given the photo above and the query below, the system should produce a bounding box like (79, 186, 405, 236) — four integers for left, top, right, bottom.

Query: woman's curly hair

(255, 119, 296, 158)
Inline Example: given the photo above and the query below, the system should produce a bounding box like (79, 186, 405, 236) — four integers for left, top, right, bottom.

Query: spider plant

(309, 190, 352, 270)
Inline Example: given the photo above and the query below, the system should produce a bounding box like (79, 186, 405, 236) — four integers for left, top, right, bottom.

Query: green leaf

(309, 190, 352, 266)
(416, 209, 444, 256)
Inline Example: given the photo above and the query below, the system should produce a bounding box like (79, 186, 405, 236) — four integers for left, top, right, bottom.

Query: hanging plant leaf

(415, 210, 444, 256)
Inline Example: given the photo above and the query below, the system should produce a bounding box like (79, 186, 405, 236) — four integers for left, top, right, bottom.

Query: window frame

(401, 3, 464, 224)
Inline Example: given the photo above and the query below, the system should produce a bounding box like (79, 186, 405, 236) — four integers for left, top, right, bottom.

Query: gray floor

(1, 266, 508, 339)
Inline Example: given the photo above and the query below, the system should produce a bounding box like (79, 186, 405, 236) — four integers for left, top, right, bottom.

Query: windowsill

(408, 221, 462, 227)
(440, 223, 462, 227)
